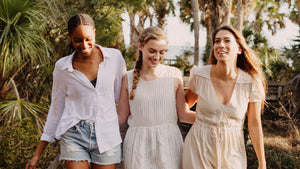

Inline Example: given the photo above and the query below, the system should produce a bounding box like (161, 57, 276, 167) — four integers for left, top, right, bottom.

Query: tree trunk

(236, 0, 244, 32)
(210, 0, 222, 35)
(129, 11, 137, 55)
(128, 11, 147, 57)
(203, 25, 212, 64)
(222, 0, 233, 26)
(191, 0, 200, 65)
(156, 9, 167, 29)
(298, 5, 300, 24)
(154, 0, 168, 29)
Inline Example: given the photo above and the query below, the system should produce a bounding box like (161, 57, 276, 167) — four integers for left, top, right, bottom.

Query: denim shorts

(60, 120, 121, 165)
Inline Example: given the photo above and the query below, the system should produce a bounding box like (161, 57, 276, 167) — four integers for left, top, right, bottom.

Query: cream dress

(123, 64, 183, 169)
(182, 65, 264, 169)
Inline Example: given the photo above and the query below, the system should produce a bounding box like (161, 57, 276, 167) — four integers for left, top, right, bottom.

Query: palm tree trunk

(222, 0, 233, 26)
(156, 0, 167, 29)
(297, 3, 300, 24)
(191, 0, 200, 65)
(128, 11, 148, 58)
(129, 11, 137, 55)
(236, 0, 244, 32)
(203, 26, 212, 64)
(210, 0, 222, 34)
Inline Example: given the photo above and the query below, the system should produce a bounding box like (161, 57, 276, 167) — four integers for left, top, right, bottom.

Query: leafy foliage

(0, 0, 52, 76)
(282, 30, 300, 76)
(0, 0, 56, 135)
(0, 79, 48, 133)
(0, 0, 298, 168)
(61, 0, 125, 49)
(246, 144, 300, 169)
(0, 118, 39, 168)
(249, 0, 285, 35)
(0, 118, 61, 169)
(243, 25, 288, 82)
(166, 47, 193, 76)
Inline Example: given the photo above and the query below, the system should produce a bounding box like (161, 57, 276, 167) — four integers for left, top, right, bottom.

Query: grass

(246, 115, 300, 169)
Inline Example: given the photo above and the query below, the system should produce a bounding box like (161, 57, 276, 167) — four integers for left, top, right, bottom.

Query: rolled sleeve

(40, 133, 56, 143)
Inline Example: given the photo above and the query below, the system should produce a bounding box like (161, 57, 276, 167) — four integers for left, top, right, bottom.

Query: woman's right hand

(25, 141, 49, 169)
(25, 156, 40, 169)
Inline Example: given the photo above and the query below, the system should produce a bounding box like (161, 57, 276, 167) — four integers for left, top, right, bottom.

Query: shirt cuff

(40, 133, 55, 143)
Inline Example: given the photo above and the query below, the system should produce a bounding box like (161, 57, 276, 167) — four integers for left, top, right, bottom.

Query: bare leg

(91, 163, 117, 169)
(65, 160, 90, 169)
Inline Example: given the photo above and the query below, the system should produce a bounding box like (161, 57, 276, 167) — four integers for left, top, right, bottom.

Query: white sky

(122, 4, 299, 49)
(264, 18, 299, 49)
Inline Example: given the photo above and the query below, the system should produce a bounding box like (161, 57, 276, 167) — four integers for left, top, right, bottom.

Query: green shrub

(0, 118, 60, 168)
(246, 144, 300, 169)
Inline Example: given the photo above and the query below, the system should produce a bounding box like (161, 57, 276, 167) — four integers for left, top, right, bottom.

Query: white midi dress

(123, 64, 183, 169)
(182, 65, 264, 169)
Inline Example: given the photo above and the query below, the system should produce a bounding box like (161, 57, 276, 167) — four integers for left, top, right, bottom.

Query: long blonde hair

(129, 26, 167, 100)
(209, 26, 267, 106)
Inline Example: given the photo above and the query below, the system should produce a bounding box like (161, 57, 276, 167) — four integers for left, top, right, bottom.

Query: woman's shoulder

(190, 65, 211, 79)
(161, 64, 180, 72)
(54, 54, 73, 70)
(160, 64, 183, 78)
(98, 45, 121, 55)
(237, 68, 256, 83)
(97, 45, 124, 62)
(104, 47, 122, 55)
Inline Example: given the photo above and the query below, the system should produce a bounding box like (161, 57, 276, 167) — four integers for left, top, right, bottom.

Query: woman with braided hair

(117, 26, 195, 169)
(26, 14, 126, 169)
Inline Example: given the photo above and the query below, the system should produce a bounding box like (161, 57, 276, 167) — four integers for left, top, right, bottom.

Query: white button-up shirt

(41, 45, 126, 153)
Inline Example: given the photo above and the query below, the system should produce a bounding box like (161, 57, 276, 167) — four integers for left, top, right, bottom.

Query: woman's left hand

(258, 161, 266, 169)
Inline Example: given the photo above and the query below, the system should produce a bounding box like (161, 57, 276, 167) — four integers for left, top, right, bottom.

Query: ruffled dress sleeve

(186, 66, 200, 93)
(186, 65, 210, 95)
(249, 78, 265, 102)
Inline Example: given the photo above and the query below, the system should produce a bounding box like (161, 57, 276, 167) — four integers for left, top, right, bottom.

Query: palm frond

(0, 78, 47, 131)
(0, 0, 53, 76)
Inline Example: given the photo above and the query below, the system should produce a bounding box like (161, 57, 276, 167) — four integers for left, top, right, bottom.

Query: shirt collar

(61, 44, 111, 72)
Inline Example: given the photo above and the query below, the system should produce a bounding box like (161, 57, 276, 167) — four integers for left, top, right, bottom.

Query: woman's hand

(258, 160, 267, 169)
(25, 141, 49, 169)
(25, 156, 40, 169)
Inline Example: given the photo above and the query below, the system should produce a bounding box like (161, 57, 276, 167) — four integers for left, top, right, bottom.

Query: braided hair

(129, 26, 167, 100)
(67, 14, 95, 34)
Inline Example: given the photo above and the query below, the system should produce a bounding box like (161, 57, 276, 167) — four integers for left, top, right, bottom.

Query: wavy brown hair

(209, 26, 267, 105)
(129, 26, 167, 100)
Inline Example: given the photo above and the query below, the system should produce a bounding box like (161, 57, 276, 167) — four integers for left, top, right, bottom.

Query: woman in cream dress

(117, 26, 195, 169)
(182, 26, 267, 169)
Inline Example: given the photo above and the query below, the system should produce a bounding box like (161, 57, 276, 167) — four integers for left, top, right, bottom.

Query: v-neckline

(209, 65, 239, 106)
